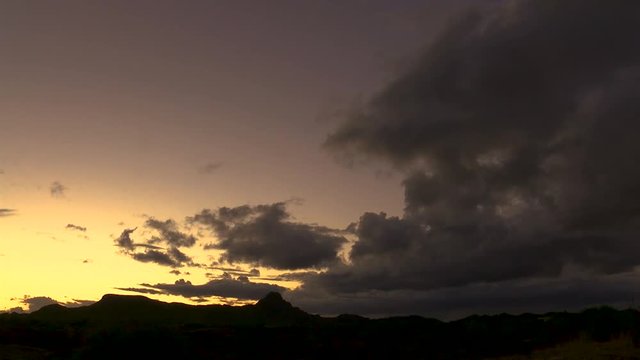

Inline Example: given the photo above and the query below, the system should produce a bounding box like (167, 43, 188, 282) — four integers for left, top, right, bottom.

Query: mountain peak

(256, 292, 291, 310)
(100, 293, 145, 300)
(93, 294, 161, 311)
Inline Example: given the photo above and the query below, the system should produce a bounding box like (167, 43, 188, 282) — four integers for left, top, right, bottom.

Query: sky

(2, 0, 640, 319)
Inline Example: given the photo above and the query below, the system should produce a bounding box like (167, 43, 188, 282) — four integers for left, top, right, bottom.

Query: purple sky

(3, 1, 640, 319)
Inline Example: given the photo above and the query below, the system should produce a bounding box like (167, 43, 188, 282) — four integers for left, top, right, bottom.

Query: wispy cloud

(198, 162, 222, 175)
(66, 224, 87, 232)
(0, 209, 16, 217)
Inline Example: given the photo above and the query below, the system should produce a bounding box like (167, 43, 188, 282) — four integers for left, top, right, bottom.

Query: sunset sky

(2, 0, 640, 319)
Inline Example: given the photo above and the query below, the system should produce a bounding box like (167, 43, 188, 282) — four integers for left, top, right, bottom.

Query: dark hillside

(1, 293, 640, 359)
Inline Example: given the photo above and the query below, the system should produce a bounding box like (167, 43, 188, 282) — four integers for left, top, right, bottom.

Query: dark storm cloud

(310, 0, 640, 312)
(49, 181, 67, 198)
(189, 203, 347, 270)
(0, 209, 16, 217)
(65, 224, 87, 232)
(326, 1, 640, 166)
(304, 213, 640, 294)
(290, 272, 640, 319)
(198, 162, 222, 174)
(123, 278, 286, 300)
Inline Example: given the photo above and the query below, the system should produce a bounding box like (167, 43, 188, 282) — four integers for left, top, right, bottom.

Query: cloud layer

(121, 278, 285, 301)
(113, 1, 640, 317)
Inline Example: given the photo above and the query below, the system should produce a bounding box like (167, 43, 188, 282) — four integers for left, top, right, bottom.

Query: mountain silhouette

(256, 291, 289, 309)
(2, 293, 640, 359)
(31, 292, 313, 328)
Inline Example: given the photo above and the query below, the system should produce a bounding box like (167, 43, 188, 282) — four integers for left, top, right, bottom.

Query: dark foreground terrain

(1, 293, 640, 359)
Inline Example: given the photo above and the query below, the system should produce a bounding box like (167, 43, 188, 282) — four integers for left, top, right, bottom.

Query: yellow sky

(0, 184, 307, 310)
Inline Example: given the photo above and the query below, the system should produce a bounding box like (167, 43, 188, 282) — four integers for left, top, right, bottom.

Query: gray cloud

(128, 246, 192, 268)
(123, 278, 286, 300)
(145, 218, 197, 248)
(0, 209, 16, 217)
(50, 181, 67, 198)
(189, 202, 347, 270)
(208, 266, 261, 278)
(132, 249, 179, 267)
(65, 223, 87, 232)
(20, 296, 58, 312)
(115, 228, 138, 251)
(114, 225, 194, 268)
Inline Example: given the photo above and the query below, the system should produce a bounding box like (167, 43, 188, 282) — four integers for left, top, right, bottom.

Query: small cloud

(7, 296, 95, 313)
(169, 269, 181, 275)
(249, 268, 260, 276)
(19, 296, 58, 312)
(66, 224, 87, 232)
(114, 287, 164, 295)
(198, 162, 222, 175)
(50, 181, 67, 198)
(82, 259, 91, 264)
(69, 299, 96, 307)
(209, 266, 261, 277)
(0, 209, 16, 217)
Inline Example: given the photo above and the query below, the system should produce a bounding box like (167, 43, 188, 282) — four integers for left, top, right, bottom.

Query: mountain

(30, 291, 313, 328)
(2, 293, 640, 359)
